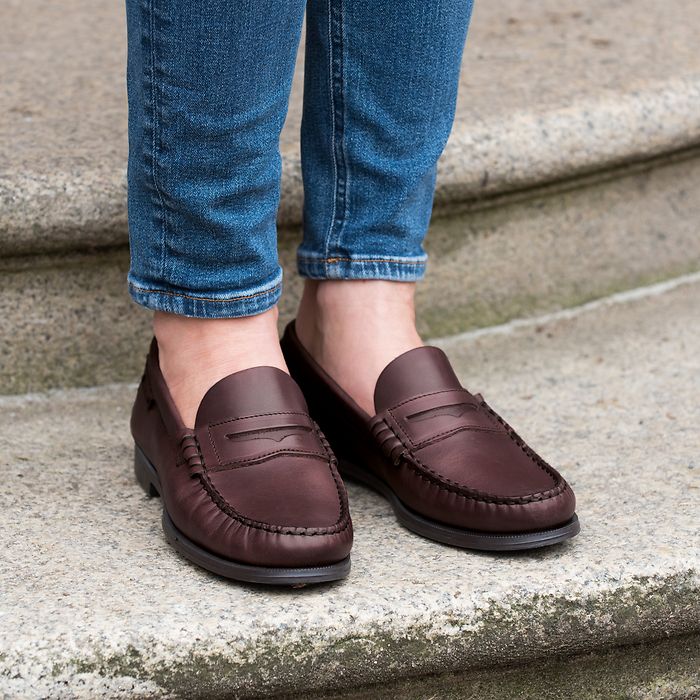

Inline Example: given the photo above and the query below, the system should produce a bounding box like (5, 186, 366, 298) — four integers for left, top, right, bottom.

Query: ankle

(296, 280, 422, 350)
(295, 280, 423, 414)
(155, 306, 280, 356)
(153, 308, 287, 426)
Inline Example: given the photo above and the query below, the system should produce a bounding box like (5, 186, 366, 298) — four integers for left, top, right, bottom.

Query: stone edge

(2, 570, 698, 698)
(1, 76, 700, 257)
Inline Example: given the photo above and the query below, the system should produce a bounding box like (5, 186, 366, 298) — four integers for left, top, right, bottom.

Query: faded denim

(126, 0, 474, 318)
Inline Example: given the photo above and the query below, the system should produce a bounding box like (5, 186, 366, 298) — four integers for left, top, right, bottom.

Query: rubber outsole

(134, 445, 351, 586)
(338, 459, 580, 551)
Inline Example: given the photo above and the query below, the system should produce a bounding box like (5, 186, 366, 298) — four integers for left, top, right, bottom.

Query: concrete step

(1, 275, 698, 698)
(2, 0, 700, 393)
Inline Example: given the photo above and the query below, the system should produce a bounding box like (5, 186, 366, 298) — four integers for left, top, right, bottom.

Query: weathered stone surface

(419, 151, 700, 337)
(1, 277, 698, 698)
(299, 635, 700, 700)
(0, 249, 150, 395)
(3, 151, 700, 393)
(2, 0, 700, 255)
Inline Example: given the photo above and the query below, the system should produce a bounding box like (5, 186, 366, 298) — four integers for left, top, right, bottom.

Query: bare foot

(294, 280, 423, 415)
(154, 307, 287, 428)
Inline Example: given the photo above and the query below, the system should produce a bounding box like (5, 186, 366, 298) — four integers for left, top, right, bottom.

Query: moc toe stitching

(195, 457, 351, 537)
(386, 396, 568, 505)
(399, 454, 568, 506)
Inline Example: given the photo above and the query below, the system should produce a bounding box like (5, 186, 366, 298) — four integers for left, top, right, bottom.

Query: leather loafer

(131, 339, 353, 585)
(281, 322, 579, 551)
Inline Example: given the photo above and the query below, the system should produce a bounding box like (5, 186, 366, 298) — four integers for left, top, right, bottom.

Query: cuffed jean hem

(127, 269, 283, 319)
(297, 252, 427, 281)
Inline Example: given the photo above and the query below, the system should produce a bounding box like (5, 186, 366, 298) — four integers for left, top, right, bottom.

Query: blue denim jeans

(126, 0, 473, 318)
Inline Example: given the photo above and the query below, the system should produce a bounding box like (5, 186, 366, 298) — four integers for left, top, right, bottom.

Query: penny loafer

(281, 322, 579, 551)
(130, 339, 353, 585)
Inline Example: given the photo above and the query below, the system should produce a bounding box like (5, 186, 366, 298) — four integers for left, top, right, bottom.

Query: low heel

(134, 445, 160, 497)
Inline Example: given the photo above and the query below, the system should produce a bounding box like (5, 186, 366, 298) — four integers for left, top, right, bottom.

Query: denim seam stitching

(324, 0, 348, 275)
(297, 255, 427, 266)
(147, 0, 168, 282)
(129, 281, 282, 303)
(323, 0, 338, 275)
(333, 0, 351, 257)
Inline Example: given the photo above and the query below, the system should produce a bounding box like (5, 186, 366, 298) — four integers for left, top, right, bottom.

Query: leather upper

(282, 322, 576, 534)
(131, 339, 353, 567)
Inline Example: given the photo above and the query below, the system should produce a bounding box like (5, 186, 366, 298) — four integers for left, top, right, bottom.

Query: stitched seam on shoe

(388, 389, 472, 412)
(403, 456, 567, 505)
(207, 411, 310, 428)
(387, 408, 416, 448)
(197, 472, 351, 536)
(383, 407, 565, 505)
(207, 449, 332, 472)
(384, 407, 496, 449)
(207, 426, 327, 467)
(178, 433, 204, 474)
(413, 425, 503, 449)
(321, 438, 350, 530)
(208, 425, 223, 465)
(205, 411, 313, 463)
(314, 420, 351, 527)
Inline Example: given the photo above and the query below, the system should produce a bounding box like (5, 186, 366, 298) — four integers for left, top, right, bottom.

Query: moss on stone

(418, 262, 700, 340)
(307, 634, 700, 700)
(55, 572, 700, 699)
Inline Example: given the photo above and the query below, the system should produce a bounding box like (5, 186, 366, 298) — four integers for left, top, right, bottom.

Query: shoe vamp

(414, 430, 557, 498)
(207, 457, 343, 529)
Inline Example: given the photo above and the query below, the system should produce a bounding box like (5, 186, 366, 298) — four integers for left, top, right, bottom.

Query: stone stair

(2, 0, 700, 696)
(2, 0, 700, 393)
(1, 274, 699, 698)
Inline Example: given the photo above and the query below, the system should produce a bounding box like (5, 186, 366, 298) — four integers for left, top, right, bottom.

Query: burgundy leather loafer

(131, 340, 353, 585)
(282, 322, 579, 551)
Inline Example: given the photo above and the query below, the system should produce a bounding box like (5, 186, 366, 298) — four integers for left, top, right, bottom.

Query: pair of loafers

(131, 321, 579, 586)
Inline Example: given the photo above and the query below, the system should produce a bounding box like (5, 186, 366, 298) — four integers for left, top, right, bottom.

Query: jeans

(125, 0, 474, 318)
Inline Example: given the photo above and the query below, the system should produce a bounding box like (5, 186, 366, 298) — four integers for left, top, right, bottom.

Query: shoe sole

(134, 445, 351, 586)
(338, 459, 580, 551)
